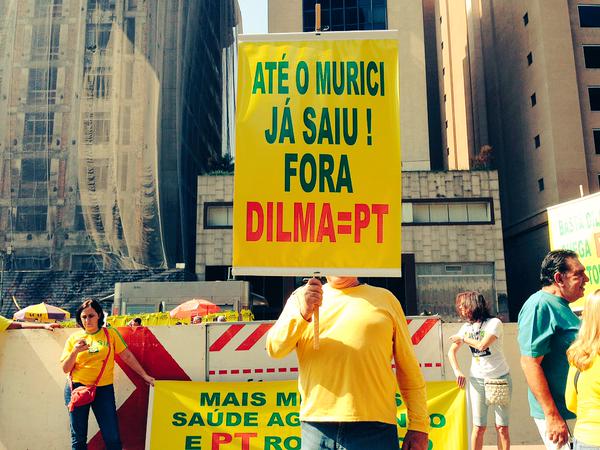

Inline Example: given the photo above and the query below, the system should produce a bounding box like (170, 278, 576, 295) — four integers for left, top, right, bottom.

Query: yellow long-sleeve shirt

(266, 283, 429, 433)
(566, 355, 600, 446)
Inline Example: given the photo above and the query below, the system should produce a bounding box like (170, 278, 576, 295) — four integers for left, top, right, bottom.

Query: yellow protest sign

(548, 192, 600, 309)
(147, 380, 466, 450)
(233, 34, 401, 276)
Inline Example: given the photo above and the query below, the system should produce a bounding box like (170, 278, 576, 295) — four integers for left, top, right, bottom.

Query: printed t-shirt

(61, 327, 127, 386)
(458, 317, 509, 379)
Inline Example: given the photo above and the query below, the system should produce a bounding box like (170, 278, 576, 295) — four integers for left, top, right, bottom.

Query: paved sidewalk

(483, 446, 545, 449)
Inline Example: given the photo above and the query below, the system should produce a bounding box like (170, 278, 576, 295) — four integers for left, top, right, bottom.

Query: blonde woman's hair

(567, 289, 600, 371)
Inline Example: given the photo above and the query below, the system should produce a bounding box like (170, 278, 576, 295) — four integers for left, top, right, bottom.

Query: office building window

(87, 0, 116, 12)
(538, 178, 544, 192)
(84, 67, 111, 99)
(579, 5, 600, 27)
(34, 0, 62, 18)
(82, 112, 111, 144)
(594, 129, 600, 154)
(589, 87, 600, 111)
(15, 206, 47, 231)
(530, 93, 537, 107)
(27, 68, 57, 104)
(23, 112, 54, 151)
(19, 158, 48, 198)
(71, 254, 104, 270)
(74, 205, 86, 230)
(21, 158, 48, 182)
(523, 12, 529, 26)
(527, 52, 533, 65)
(534, 134, 541, 149)
(204, 202, 233, 229)
(125, 18, 135, 53)
(402, 199, 493, 224)
(584, 46, 600, 68)
(31, 24, 60, 60)
(302, 0, 387, 32)
(85, 23, 112, 53)
(14, 255, 51, 270)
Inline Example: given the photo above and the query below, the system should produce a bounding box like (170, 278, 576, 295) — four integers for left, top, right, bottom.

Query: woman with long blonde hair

(565, 290, 600, 449)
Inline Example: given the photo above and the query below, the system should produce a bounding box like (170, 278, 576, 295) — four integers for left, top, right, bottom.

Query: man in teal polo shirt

(0, 315, 60, 332)
(518, 250, 587, 450)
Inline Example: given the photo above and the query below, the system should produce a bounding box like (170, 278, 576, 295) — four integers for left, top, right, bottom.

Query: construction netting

(0, 0, 238, 276)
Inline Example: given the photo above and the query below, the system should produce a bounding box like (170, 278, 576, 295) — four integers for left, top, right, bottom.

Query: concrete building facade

(196, 172, 507, 320)
(435, 1, 600, 315)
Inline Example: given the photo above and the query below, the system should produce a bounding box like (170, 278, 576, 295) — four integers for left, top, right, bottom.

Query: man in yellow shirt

(267, 276, 429, 450)
(0, 314, 60, 332)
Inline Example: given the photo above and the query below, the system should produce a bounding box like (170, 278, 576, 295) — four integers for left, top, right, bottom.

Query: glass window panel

(23, 112, 54, 150)
(125, 17, 135, 53)
(413, 204, 430, 223)
(467, 202, 490, 221)
(402, 202, 413, 223)
(303, 10, 315, 32)
(21, 158, 48, 182)
(331, 9, 344, 26)
(590, 87, 600, 111)
(373, 5, 386, 23)
(331, 0, 344, 8)
(429, 203, 449, 222)
(14, 256, 51, 270)
(74, 205, 86, 230)
(594, 129, 600, 154)
(16, 206, 47, 231)
(448, 203, 468, 222)
(27, 68, 57, 104)
(206, 204, 233, 227)
(31, 25, 60, 60)
(345, 7, 358, 26)
(579, 5, 600, 27)
(82, 112, 111, 144)
(584, 46, 600, 69)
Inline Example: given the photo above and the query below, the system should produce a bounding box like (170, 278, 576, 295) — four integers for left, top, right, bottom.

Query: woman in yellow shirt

(565, 289, 600, 450)
(61, 299, 154, 450)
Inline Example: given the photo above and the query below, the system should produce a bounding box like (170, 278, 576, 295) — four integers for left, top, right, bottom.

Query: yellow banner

(233, 36, 401, 276)
(548, 192, 600, 309)
(147, 380, 466, 450)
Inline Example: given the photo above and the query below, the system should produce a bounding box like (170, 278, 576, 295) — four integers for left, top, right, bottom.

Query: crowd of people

(1, 248, 599, 449)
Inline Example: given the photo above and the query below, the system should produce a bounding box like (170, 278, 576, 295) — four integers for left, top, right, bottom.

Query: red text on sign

(245, 202, 388, 243)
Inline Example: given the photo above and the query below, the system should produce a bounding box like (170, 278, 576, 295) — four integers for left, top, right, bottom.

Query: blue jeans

(64, 382, 122, 450)
(301, 421, 399, 450)
(573, 439, 600, 450)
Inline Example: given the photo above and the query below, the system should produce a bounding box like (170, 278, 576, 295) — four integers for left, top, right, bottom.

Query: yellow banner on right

(548, 192, 600, 309)
(397, 382, 468, 450)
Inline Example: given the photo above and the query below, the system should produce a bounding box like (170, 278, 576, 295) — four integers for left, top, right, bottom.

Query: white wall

(0, 323, 543, 449)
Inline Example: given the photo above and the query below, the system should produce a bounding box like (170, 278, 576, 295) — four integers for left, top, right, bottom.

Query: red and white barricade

(205, 317, 444, 382)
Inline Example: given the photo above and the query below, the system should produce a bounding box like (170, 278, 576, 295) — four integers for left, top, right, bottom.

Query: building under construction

(0, 0, 239, 311)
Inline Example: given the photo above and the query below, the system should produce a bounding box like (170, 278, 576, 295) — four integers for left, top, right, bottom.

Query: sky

(238, 0, 268, 34)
